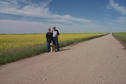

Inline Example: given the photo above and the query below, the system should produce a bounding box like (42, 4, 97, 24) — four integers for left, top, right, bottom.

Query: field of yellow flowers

(0, 33, 104, 52)
(0, 33, 106, 64)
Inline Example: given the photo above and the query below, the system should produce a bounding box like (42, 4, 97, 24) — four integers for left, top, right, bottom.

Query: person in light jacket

(52, 27, 60, 51)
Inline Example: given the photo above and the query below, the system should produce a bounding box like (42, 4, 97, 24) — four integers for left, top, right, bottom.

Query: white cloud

(117, 16, 126, 24)
(107, 0, 126, 15)
(0, 19, 108, 33)
(0, 19, 64, 33)
(0, 0, 91, 23)
(0, 19, 126, 34)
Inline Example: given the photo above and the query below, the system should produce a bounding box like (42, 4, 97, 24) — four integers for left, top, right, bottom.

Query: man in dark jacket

(46, 28, 53, 52)
(52, 27, 60, 51)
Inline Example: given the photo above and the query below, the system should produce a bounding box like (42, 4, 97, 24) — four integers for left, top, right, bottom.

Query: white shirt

(53, 31, 58, 37)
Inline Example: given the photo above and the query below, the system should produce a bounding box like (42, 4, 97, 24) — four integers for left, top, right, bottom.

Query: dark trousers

(53, 37, 60, 51)
(47, 40, 51, 52)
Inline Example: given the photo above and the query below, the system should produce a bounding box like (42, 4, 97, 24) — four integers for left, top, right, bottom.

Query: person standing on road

(46, 28, 53, 52)
(52, 27, 60, 51)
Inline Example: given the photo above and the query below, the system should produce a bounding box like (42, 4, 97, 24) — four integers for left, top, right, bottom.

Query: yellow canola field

(0, 33, 104, 52)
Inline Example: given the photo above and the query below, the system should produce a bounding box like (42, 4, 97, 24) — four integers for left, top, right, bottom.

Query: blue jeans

(53, 37, 60, 51)
(47, 41, 51, 52)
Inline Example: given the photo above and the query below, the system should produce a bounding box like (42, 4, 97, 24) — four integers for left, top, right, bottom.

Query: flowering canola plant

(0, 33, 104, 52)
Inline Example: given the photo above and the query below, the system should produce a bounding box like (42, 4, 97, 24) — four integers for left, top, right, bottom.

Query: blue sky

(0, 0, 126, 33)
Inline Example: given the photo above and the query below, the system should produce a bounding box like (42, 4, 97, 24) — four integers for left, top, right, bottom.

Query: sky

(0, 0, 126, 34)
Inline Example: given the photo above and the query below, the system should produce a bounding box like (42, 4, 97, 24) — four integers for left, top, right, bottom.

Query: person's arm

(46, 33, 48, 39)
(51, 32, 53, 40)
(57, 30, 60, 36)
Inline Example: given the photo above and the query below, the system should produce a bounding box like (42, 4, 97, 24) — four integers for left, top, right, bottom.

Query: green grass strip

(112, 33, 126, 43)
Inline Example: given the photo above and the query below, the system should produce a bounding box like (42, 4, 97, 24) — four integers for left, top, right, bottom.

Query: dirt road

(0, 34, 126, 84)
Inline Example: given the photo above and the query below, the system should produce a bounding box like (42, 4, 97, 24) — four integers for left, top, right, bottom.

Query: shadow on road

(58, 48, 71, 52)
